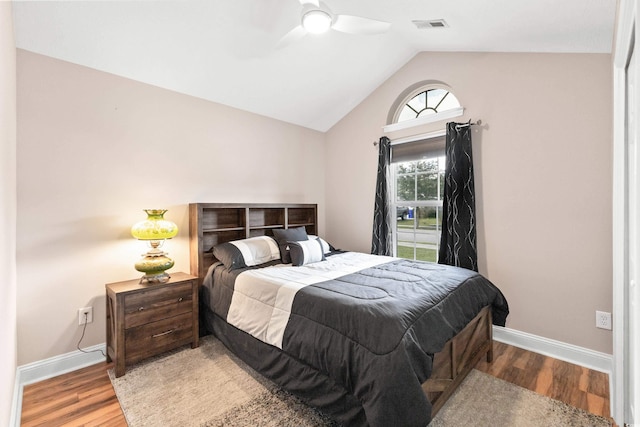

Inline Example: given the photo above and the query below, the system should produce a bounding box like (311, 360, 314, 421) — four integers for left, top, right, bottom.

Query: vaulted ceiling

(12, 0, 617, 132)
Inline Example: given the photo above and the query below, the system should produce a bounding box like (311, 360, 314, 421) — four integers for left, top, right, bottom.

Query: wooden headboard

(189, 203, 318, 280)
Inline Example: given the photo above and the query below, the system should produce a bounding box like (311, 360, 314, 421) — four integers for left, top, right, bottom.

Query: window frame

(391, 143, 445, 263)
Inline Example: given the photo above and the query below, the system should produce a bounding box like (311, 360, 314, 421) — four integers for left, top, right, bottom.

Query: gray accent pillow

(212, 242, 245, 270)
(273, 227, 308, 263)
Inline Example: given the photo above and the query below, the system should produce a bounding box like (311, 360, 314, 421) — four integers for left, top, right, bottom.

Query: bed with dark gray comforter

(201, 251, 508, 427)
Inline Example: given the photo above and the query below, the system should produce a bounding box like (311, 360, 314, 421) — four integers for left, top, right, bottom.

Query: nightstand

(105, 272, 199, 377)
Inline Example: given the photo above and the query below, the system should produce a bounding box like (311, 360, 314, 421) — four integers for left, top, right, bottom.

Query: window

(396, 88, 460, 123)
(388, 84, 461, 261)
(392, 136, 445, 262)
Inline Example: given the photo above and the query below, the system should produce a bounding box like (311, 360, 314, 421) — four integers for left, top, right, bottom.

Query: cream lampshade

(131, 209, 178, 283)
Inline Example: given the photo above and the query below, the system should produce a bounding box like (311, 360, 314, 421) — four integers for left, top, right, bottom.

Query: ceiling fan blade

(299, 0, 320, 7)
(275, 25, 307, 49)
(332, 15, 390, 35)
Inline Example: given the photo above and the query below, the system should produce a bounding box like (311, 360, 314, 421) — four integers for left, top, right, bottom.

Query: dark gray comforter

(201, 254, 508, 426)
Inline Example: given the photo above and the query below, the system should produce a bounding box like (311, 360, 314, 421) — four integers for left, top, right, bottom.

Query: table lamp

(131, 209, 178, 283)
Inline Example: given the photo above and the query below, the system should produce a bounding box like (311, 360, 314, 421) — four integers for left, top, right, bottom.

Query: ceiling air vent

(412, 19, 449, 29)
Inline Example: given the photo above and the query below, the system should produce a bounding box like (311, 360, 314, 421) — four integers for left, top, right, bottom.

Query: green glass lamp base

(134, 251, 174, 284)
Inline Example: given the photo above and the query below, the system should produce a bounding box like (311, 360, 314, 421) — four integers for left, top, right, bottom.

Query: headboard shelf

(189, 203, 318, 280)
(250, 224, 285, 230)
(290, 221, 315, 227)
(202, 226, 245, 233)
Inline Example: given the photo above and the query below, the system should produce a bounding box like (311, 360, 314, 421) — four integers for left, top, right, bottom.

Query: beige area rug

(109, 336, 612, 427)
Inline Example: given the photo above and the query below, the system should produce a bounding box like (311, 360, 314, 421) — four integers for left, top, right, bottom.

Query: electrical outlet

(595, 310, 612, 330)
(78, 307, 93, 325)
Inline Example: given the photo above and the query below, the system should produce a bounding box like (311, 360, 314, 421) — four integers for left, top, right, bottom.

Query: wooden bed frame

(188, 202, 493, 418)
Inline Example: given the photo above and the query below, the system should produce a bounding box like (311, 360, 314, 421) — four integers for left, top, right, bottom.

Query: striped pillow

(213, 236, 280, 270)
(288, 238, 326, 266)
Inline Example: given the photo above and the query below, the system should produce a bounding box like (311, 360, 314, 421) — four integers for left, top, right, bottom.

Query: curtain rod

(373, 119, 482, 147)
(455, 119, 482, 130)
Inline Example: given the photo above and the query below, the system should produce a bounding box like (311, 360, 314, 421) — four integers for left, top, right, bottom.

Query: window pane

(437, 92, 460, 112)
(396, 206, 413, 243)
(416, 206, 439, 231)
(407, 91, 426, 112)
(396, 216, 415, 261)
(426, 88, 448, 110)
(417, 173, 438, 200)
(396, 206, 411, 222)
(398, 106, 417, 122)
(396, 205, 415, 261)
(396, 175, 415, 201)
(396, 241, 417, 261)
(394, 206, 442, 262)
(439, 170, 445, 200)
(414, 207, 440, 262)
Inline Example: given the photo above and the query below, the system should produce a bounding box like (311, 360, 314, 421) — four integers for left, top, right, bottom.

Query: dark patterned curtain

(438, 122, 477, 271)
(371, 136, 392, 256)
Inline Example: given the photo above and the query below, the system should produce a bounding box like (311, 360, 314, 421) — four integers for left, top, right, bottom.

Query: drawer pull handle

(152, 329, 174, 338)
(138, 307, 145, 311)
(178, 297, 184, 302)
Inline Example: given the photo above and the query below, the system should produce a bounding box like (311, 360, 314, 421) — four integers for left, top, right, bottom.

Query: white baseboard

(11, 343, 106, 427)
(493, 326, 613, 374)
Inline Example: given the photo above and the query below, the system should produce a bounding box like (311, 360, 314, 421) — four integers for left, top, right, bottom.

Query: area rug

(109, 336, 612, 427)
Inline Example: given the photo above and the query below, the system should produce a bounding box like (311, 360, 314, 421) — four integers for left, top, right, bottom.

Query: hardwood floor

(20, 362, 125, 427)
(475, 342, 612, 423)
(20, 342, 613, 426)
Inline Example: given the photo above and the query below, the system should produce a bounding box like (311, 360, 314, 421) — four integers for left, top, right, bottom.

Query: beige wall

(15, 48, 614, 365)
(16, 50, 326, 365)
(1, 2, 17, 424)
(325, 52, 613, 354)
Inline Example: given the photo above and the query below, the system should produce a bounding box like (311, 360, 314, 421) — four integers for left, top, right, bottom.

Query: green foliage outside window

(396, 159, 444, 202)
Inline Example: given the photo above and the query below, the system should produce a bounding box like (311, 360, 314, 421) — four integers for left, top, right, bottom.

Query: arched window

(384, 84, 463, 133)
(396, 88, 461, 123)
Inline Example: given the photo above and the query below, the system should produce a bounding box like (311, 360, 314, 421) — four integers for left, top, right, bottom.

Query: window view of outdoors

(395, 156, 445, 262)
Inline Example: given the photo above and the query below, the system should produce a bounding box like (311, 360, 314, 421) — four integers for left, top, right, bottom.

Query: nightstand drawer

(124, 312, 193, 364)
(124, 282, 193, 328)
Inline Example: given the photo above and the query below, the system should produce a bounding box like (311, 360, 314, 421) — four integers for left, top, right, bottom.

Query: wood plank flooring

(20, 341, 613, 426)
(20, 362, 125, 427)
(475, 342, 612, 423)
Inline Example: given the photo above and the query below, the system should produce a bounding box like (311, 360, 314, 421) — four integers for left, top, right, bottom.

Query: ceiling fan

(277, 0, 391, 48)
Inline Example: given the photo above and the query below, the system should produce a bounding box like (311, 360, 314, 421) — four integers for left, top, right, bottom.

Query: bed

(189, 203, 509, 426)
